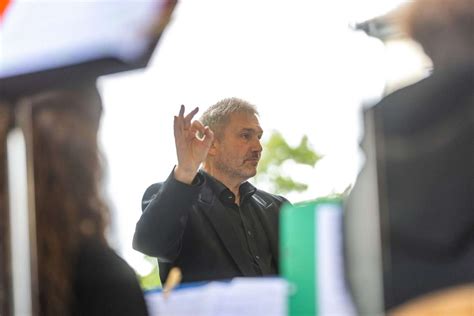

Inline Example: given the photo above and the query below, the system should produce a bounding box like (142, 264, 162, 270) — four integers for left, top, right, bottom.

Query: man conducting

(133, 98, 289, 283)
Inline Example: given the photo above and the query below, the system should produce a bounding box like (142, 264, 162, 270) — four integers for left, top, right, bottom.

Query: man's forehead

(228, 112, 263, 131)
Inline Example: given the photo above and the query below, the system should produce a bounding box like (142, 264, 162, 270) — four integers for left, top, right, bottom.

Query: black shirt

(204, 172, 277, 276)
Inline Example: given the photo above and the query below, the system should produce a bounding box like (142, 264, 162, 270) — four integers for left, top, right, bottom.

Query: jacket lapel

(198, 186, 255, 276)
(252, 194, 279, 268)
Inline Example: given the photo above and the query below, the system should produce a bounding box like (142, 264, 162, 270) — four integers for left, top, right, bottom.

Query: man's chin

(245, 168, 257, 178)
(236, 167, 257, 180)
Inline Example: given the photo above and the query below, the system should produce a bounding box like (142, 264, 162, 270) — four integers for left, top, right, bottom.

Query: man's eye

(241, 133, 250, 139)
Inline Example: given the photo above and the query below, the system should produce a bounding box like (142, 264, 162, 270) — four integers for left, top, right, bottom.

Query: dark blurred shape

(345, 0, 474, 313)
(16, 84, 149, 315)
(372, 59, 473, 310)
(0, 102, 12, 316)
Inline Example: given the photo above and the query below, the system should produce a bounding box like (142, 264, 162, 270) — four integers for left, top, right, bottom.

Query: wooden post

(0, 102, 12, 316)
(4, 99, 39, 316)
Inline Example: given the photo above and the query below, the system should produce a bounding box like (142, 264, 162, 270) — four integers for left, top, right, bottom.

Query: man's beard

(215, 157, 257, 181)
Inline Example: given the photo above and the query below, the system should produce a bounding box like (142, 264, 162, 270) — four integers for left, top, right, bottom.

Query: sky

(96, 0, 423, 274)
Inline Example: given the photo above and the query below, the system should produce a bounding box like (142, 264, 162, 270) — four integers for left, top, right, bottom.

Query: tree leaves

(256, 131, 322, 194)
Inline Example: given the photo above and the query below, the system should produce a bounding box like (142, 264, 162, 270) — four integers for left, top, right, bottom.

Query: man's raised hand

(173, 105, 214, 184)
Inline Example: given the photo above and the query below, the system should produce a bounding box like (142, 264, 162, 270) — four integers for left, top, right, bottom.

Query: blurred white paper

(0, 0, 161, 78)
(317, 204, 356, 316)
(145, 277, 289, 316)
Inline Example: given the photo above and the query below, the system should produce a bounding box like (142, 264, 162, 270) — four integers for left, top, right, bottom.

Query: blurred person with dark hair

(133, 98, 289, 283)
(23, 86, 148, 315)
(348, 0, 474, 312)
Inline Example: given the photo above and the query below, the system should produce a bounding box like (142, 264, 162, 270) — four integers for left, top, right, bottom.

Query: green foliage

(274, 175, 308, 193)
(258, 132, 320, 172)
(137, 256, 161, 290)
(255, 131, 322, 195)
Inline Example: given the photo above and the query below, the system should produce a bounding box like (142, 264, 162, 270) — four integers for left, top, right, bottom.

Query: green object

(138, 256, 162, 290)
(281, 201, 318, 316)
(280, 198, 342, 316)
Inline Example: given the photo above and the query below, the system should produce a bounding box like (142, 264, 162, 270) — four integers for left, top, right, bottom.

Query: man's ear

(207, 139, 218, 156)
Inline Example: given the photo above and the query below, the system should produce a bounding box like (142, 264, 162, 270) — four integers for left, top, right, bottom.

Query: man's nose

(253, 138, 263, 152)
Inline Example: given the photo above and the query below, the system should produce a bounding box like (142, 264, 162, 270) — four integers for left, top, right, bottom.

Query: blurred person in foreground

(0, 103, 11, 316)
(349, 0, 473, 313)
(133, 98, 289, 283)
(23, 85, 148, 315)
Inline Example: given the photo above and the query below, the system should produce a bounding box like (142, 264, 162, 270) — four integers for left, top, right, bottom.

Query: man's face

(212, 112, 263, 183)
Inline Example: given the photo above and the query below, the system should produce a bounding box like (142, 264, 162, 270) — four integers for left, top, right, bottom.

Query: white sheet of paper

(317, 204, 356, 316)
(145, 277, 289, 316)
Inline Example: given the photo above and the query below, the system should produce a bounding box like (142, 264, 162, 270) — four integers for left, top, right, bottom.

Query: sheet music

(145, 277, 289, 316)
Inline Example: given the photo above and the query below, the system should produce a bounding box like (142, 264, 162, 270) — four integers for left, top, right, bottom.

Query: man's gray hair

(200, 97, 259, 137)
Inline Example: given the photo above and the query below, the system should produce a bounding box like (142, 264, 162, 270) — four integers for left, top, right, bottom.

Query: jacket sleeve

(132, 169, 203, 261)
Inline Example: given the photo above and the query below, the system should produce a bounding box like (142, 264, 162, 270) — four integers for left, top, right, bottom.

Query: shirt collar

(201, 170, 257, 204)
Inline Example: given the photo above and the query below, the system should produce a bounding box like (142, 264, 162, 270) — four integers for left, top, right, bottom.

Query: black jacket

(133, 170, 288, 283)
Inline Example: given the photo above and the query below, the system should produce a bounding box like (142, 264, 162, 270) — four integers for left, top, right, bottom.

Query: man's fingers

(176, 105, 199, 130)
(191, 119, 205, 129)
(198, 125, 214, 146)
(175, 107, 208, 143)
(203, 126, 214, 145)
(177, 105, 191, 130)
(173, 115, 179, 134)
(190, 120, 206, 137)
(190, 121, 214, 144)
(184, 107, 199, 126)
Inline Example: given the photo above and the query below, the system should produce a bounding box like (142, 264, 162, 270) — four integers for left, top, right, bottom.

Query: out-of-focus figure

(345, 0, 474, 314)
(400, 0, 473, 71)
(19, 85, 149, 315)
(0, 102, 12, 316)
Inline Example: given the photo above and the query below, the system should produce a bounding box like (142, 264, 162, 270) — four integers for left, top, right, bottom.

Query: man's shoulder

(252, 189, 289, 208)
(141, 182, 163, 211)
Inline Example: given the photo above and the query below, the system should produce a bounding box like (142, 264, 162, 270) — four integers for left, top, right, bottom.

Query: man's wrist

(174, 165, 198, 184)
